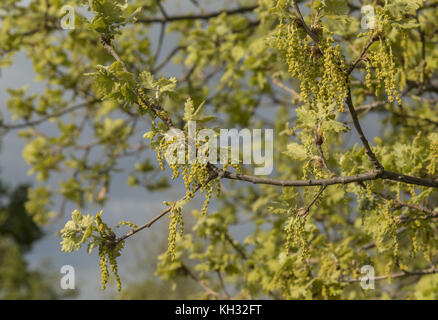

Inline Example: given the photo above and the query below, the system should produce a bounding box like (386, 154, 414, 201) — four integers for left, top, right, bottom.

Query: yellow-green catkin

(167, 205, 184, 261)
(137, 87, 149, 109)
(385, 261, 393, 284)
(366, 38, 402, 105)
(156, 136, 174, 171)
(201, 182, 213, 215)
(273, 23, 348, 112)
(382, 200, 399, 263)
(95, 212, 124, 291)
(98, 246, 110, 290)
(285, 213, 309, 260)
(154, 124, 230, 259)
(116, 220, 138, 229)
(427, 138, 438, 175)
(108, 251, 122, 291)
(318, 37, 348, 112)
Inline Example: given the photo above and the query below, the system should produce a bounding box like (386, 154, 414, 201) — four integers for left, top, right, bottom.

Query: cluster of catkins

(366, 38, 402, 105)
(274, 22, 348, 113)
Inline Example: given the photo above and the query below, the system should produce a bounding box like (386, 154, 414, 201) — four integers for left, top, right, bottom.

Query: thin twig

(223, 232, 248, 260)
(152, 45, 184, 73)
(136, 5, 258, 24)
(291, 1, 319, 43)
(271, 76, 301, 101)
(298, 185, 327, 218)
(343, 266, 438, 283)
(0, 99, 99, 130)
(359, 227, 408, 251)
(220, 169, 383, 187)
(153, 22, 166, 68)
(345, 88, 384, 171)
(346, 34, 378, 76)
(181, 264, 226, 299)
(216, 271, 231, 299)
(99, 35, 129, 73)
(116, 174, 217, 243)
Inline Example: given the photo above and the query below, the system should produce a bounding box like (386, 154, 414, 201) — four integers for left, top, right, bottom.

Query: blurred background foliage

(0, 0, 438, 300)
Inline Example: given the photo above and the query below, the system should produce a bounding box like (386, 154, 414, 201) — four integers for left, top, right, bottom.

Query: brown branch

(346, 34, 378, 76)
(180, 264, 228, 299)
(116, 173, 217, 243)
(136, 5, 258, 24)
(373, 191, 438, 220)
(350, 99, 438, 127)
(291, 1, 319, 43)
(298, 185, 327, 218)
(223, 232, 248, 260)
(380, 170, 438, 189)
(271, 76, 301, 101)
(314, 132, 336, 176)
(345, 88, 384, 171)
(343, 266, 438, 283)
(219, 169, 383, 187)
(99, 35, 129, 73)
(0, 99, 99, 130)
(216, 271, 231, 299)
(400, 212, 438, 223)
(215, 166, 438, 189)
(392, 110, 438, 127)
(355, 101, 386, 113)
(153, 22, 166, 68)
(99, 36, 177, 130)
(359, 202, 438, 254)
(399, 206, 438, 223)
(222, 231, 281, 300)
(359, 193, 438, 252)
(359, 227, 408, 251)
(156, 0, 169, 19)
(152, 45, 185, 73)
(153, 0, 167, 66)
